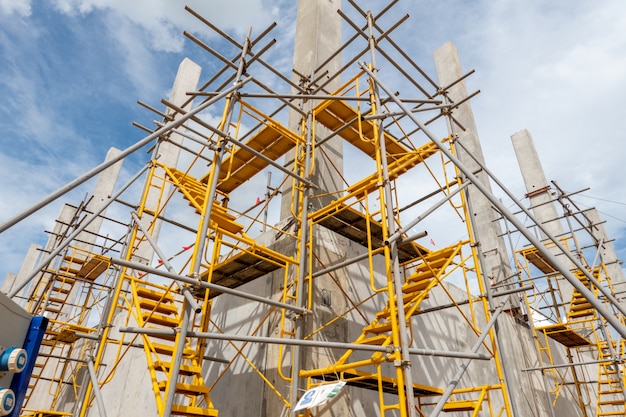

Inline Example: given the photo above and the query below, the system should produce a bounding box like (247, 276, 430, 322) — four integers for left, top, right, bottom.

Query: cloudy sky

(0, 0, 625, 283)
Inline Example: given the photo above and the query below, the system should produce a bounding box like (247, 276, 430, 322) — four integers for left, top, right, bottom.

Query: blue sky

(0, 0, 625, 282)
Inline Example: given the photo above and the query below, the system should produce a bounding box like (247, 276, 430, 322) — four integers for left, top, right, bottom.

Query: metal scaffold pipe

(163, 302, 191, 417)
(398, 230, 428, 246)
(523, 357, 626, 372)
(491, 284, 534, 298)
(165, 40, 246, 417)
(118, 327, 491, 360)
(7, 163, 150, 299)
(107, 257, 308, 314)
(366, 11, 416, 416)
(130, 211, 201, 314)
(289, 110, 314, 417)
(194, 31, 249, 279)
(86, 354, 108, 417)
(360, 63, 626, 340)
(428, 296, 510, 417)
(460, 174, 518, 417)
(454, 138, 626, 319)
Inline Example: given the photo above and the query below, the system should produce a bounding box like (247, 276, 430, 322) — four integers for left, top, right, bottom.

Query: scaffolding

(514, 184, 626, 417)
(1, 3, 624, 417)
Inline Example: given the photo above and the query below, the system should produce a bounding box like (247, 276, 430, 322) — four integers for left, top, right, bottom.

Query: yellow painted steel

(516, 232, 626, 416)
(312, 92, 410, 163)
(21, 36, 625, 417)
(20, 245, 112, 412)
(450, 139, 514, 417)
(23, 73, 519, 417)
(22, 411, 73, 417)
(198, 101, 303, 194)
(299, 241, 471, 414)
(287, 74, 516, 417)
(76, 126, 232, 416)
(277, 117, 308, 386)
(418, 385, 506, 416)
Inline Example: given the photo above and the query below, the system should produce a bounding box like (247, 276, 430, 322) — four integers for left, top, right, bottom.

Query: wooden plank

(77, 255, 109, 280)
(216, 123, 299, 193)
(537, 324, 592, 347)
(312, 203, 429, 263)
(519, 247, 556, 274)
(313, 99, 410, 162)
(313, 369, 443, 396)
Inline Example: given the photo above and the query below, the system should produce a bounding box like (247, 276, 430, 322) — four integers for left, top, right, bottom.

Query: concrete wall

(201, 232, 566, 417)
(0, 292, 31, 390)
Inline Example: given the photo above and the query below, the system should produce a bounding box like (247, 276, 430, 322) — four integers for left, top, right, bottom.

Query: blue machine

(7, 317, 48, 417)
(0, 292, 48, 417)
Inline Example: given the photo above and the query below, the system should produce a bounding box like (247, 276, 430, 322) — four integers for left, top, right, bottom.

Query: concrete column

(22, 204, 76, 303)
(12, 145, 122, 314)
(511, 130, 564, 239)
(26, 143, 122, 415)
(132, 58, 202, 266)
(434, 42, 513, 293)
(90, 58, 202, 417)
(272, 1, 348, 416)
(76, 147, 124, 250)
(280, 0, 343, 219)
(584, 208, 626, 305)
(56, 147, 124, 321)
(161, 58, 202, 167)
(1, 243, 41, 298)
(512, 129, 574, 304)
(434, 42, 533, 417)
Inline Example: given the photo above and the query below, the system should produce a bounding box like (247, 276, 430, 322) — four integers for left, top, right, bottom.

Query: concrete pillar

(511, 130, 564, 239)
(12, 145, 122, 310)
(434, 42, 535, 417)
(24, 144, 123, 412)
(22, 204, 76, 304)
(76, 147, 124, 250)
(89, 58, 202, 417)
(434, 42, 513, 292)
(272, 1, 348, 416)
(1, 243, 41, 299)
(59, 147, 123, 316)
(132, 58, 202, 266)
(162, 58, 202, 168)
(23, 146, 123, 412)
(280, 0, 343, 218)
(583, 208, 626, 305)
(512, 129, 574, 304)
(1, 273, 16, 295)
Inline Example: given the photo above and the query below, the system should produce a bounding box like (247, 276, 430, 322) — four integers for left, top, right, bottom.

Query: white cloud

(1, 0, 625, 283)
(453, 1, 626, 230)
(104, 13, 165, 99)
(38, 0, 283, 101)
(0, 0, 31, 16)
(50, 0, 275, 52)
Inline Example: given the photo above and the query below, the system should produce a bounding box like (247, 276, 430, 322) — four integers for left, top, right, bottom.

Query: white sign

(294, 381, 346, 411)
